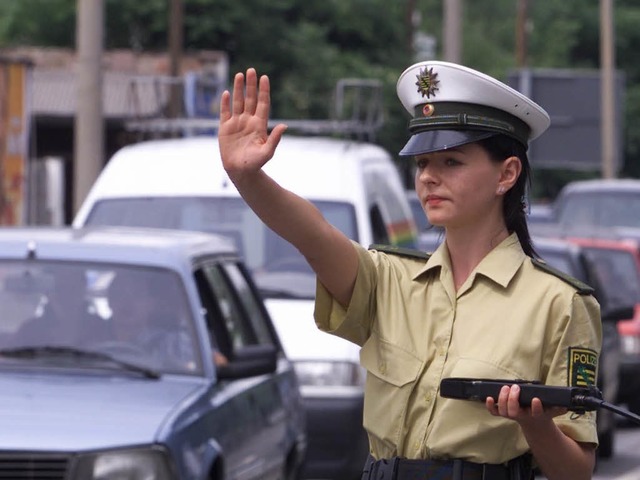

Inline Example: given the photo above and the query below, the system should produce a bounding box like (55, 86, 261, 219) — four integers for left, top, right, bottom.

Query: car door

(193, 259, 288, 480)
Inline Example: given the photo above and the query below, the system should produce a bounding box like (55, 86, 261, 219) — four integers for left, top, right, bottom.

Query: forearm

(230, 169, 332, 253)
(521, 418, 595, 480)
(230, 169, 358, 306)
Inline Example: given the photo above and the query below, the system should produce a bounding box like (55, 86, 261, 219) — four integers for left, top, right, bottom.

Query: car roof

(560, 178, 640, 194)
(0, 226, 238, 269)
(95, 135, 392, 201)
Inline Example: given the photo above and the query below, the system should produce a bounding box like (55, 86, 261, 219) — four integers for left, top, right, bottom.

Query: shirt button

(379, 363, 386, 374)
(424, 392, 433, 403)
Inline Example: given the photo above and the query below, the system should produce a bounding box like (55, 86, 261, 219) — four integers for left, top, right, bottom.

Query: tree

(1, 0, 639, 188)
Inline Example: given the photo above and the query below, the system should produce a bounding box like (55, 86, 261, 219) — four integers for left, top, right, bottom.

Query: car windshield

(557, 192, 640, 229)
(0, 261, 201, 376)
(86, 197, 358, 299)
(581, 247, 640, 310)
(535, 249, 578, 279)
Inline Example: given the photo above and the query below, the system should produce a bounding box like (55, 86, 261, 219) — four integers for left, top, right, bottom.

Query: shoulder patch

(568, 347, 598, 387)
(531, 258, 594, 295)
(369, 244, 431, 260)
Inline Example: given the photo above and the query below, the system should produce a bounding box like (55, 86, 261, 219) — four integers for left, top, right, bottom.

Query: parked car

(0, 226, 306, 480)
(526, 203, 554, 225)
(72, 136, 417, 479)
(550, 178, 640, 230)
(405, 189, 444, 252)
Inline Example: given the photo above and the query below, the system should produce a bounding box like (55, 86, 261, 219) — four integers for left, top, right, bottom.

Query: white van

(73, 135, 418, 479)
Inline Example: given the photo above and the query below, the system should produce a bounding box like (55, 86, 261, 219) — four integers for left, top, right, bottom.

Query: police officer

(218, 61, 601, 480)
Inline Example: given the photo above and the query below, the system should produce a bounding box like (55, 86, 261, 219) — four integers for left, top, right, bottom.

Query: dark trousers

(361, 454, 533, 480)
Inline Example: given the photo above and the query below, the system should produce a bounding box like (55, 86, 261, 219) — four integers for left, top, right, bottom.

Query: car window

(408, 196, 430, 232)
(197, 263, 259, 350)
(558, 192, 640, 229)
(0, 261, 201, 375)
(535, 250, 577, 278)
(220, 263, 274, 345)
(581, 247, 640, 310)
(86, 196, 356, 300)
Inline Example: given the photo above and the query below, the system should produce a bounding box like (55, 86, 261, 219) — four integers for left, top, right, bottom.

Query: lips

(426, 195, 446, 206)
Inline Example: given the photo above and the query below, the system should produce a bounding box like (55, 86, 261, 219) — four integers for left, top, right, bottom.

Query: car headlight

(294, 360, 366, 387)
(72, 447, 175, 480)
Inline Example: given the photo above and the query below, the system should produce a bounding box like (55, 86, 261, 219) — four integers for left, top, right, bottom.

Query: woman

(218, 62, 601, 480)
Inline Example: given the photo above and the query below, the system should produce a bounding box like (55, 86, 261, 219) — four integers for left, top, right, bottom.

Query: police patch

(568, 347, 598, 387)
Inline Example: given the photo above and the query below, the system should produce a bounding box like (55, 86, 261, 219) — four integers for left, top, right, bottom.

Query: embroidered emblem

(415, 67, 440, 99)
(422, 104, 435, 116)
(568, 347, 597, 387)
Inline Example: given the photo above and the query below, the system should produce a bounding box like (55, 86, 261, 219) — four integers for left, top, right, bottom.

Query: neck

(445, 223, 510, 290)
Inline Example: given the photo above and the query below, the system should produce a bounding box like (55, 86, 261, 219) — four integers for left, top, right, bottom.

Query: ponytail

(478, 135, 538, 258)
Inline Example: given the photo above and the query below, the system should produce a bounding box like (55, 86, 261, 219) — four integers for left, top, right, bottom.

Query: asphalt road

(535, 418, 640, 479)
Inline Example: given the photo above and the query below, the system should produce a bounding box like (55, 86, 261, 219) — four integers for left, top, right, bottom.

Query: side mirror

(216, 344, 278, 380)
(601, 305, 635, 323)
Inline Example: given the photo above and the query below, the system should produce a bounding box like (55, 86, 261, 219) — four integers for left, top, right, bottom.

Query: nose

(416, 163, 439, 185)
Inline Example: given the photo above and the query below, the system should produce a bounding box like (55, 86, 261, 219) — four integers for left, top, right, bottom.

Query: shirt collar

(413, 233, 526, 288)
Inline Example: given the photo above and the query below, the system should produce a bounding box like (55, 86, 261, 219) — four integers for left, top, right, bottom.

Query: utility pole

(515, 0, 529, 68)
(600, 0, 616, 179)
(74, 0, 104, 216)
(443, 0, 462, 63)
(168, 0, 184, 118)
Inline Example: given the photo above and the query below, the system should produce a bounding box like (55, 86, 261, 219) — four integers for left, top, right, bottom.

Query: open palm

(218, 68, 287, 176)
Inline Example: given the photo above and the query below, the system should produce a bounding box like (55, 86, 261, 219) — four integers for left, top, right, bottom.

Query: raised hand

(218, 68, 287, 179)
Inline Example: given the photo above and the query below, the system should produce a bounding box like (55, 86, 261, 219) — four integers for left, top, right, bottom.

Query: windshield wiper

(0, 346, 161, 379)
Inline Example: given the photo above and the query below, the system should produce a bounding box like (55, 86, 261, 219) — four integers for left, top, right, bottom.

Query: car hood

(265, 298, 361, 362)
(0, 369, 204, 451)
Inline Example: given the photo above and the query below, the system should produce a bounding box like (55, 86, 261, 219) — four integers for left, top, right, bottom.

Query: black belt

(361, 454, 532, 480)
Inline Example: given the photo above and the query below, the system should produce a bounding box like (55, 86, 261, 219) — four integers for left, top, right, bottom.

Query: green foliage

(0, 0, 75, 47)
(1, 0, 640, 191)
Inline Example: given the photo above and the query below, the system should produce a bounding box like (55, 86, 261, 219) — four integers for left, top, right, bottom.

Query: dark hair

(477, 134, 538, 258)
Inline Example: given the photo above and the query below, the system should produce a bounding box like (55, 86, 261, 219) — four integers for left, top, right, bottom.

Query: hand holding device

(439, 378, 603, 413)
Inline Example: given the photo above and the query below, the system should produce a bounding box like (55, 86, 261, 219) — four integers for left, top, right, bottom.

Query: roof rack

(124, 76, 385, 142)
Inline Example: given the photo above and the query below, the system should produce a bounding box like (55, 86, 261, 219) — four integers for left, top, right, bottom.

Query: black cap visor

(399, 129, 497, 156)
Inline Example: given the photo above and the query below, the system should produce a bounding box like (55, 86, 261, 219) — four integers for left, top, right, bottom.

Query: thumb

(265, 123, 288, 152)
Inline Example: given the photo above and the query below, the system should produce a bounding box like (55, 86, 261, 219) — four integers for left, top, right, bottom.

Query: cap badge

(415, 67, 440, 99)
(422, 104, 435, 117)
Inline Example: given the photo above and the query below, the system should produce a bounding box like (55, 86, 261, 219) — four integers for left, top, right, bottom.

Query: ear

(497, 156, 522, 194)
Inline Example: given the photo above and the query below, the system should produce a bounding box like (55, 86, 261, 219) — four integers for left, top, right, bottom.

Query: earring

(497, 186, 505, 194)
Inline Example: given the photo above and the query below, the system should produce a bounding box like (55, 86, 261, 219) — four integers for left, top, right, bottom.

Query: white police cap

(396, 61, 550, 156)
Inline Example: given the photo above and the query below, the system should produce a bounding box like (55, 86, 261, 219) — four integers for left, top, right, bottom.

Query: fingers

(487, 385, 523, 418)
(244, 68, 258, 115)
(227, 68, 269, 118)
(219, 90, 231, 121)
(256, 74, 272, 120)
(231, 71, 245, 115)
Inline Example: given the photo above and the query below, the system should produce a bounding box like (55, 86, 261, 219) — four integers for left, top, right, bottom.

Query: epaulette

(369, 244, 431, 260)
(531, 257, 594, 295)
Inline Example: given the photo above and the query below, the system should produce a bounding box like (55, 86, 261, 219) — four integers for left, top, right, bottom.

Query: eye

(445, 157, 462, 167)
(415, 157, 428, 170)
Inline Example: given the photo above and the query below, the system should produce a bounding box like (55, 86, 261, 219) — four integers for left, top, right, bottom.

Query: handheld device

(439, 377, 603, 412)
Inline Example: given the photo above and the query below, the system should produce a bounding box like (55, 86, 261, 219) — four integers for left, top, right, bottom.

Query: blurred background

(0, 0, 636, 226)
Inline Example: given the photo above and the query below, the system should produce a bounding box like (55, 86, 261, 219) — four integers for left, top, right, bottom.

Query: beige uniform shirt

(314, 234, 602, 464)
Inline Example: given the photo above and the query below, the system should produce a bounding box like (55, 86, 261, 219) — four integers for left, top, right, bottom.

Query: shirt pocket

(360, 334, 423, 452)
